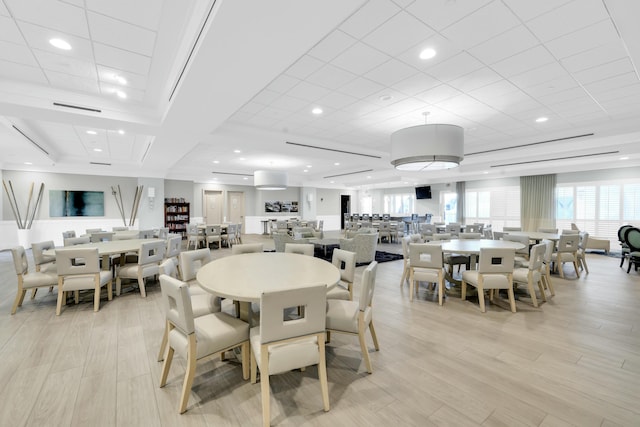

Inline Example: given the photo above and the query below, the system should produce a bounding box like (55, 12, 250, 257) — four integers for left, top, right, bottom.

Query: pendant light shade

(390, 124, 464, 171)
(254, 170, 287, 190)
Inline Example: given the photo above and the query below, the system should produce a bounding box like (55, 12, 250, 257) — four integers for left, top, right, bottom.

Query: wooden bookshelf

(164, 199, 189, 239)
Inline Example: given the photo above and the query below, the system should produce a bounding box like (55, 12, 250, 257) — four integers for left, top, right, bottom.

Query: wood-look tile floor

(1, 234, 639, 426)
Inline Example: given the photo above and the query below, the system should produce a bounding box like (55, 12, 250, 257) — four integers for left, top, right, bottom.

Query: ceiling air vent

(286, 141, 381, 159)
(90, 162, 111, 166)
(53, 102, 102, 113)
(491, 151, 618, 168)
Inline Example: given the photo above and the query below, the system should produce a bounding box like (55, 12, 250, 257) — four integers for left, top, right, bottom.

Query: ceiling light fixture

(93, 148, 102, 152)
(115, 90, 127, 99)
(234, 149, 241, 153)
(620, 156, 629, 160)
(118, 129, 125, 135)
(49, 38, 71, 50)
(334, 162, 340, 166)
(86, 130, 97, 135)
(24, 162, 32, 165)
(390, 113, 464, 171)
(419, 48, 436, 60)
(535, 117, 548, 123)
(254, 170, 287, 190)
(312, 107, 323, 115)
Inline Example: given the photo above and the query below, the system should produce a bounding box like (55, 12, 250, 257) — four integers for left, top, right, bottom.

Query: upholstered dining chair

(116, 240, 165, 297)
(461, 248, 516, 313)
(112, 226, 128, 231)
(399, 234, 423, 288)
(419, 223, 436, 241)
(445, 223, 461, 238)
(377, 221, 392, 243)
(85, 228, 103, 234)
(30, 240, 57, 298)
(64, 236, 90, 246)
(165, 235, 182, 274)
(326, 248, 356, 301)
(541, 239, 556, 297)
(326, 261, 379, 373)
(250, 284, 329, 426)
(179, 249, 224, 311)
(538, 227, 558, 233)
(231, 243, 264, 255)
(205, 225, 222, 249)
(503, 226, 522, 232)
(513, 243, 546, 308)
(55, 247, 113, 315)
(577, 232, 590, 274)
(623, 227, 640, 273)
(89, 232, 114, 243)
(618, 225, 634, 269)
(551, 234, 580, 279)
(221, 223, 237, 248)
(159, 275, 250, 414)
(10, 246, 59, 314)
(62, 230, 76, 239)
(465, 224, 480, 233)
(409, 243, 445, 305)
(284, 243, 314, 256)
(138, 229, 155, 239)
(503, 233, 530, 266)
(186, 224, 205, 250)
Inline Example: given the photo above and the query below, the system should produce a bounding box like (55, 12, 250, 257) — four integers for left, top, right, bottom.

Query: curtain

(456, 181, 465, 224)
(520, 174, 556, 232)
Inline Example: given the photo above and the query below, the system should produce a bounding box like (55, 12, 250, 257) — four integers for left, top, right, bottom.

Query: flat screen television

(415, 186, 432, 200)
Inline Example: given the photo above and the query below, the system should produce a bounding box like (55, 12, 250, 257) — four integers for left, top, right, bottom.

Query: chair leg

(179, 334, 197, 414)
(537, 279, 547, 302)
(56, 288, 64, 316)
(159, 346, 174, 387)
(582, 257, 589, 274)
(30, 288, 38, 299)
(241, 342, 250, 380)
(545, 273, 555, 296)
(138, 272, 147, 298)
(572, 261, 580, 278)
(358, 316, 373, 373)
(461, 280, 467, 301)
(93, 285, 101, 312)
(107, 280, 113, 301)
(116, 277, 122, 296)
(250, 346, 258, 384)
(477, 285, 486, 313)
(507, 286, 517, 312)
(157, 320, 169, 362)
(317, 334, 330, 412)
(527, 281, 538, 307)
(260, 347, 271, 427)
(400, 265, 407, 287)
(438, 276, 444, 306)
(409, 269, 414, 301)
(558, 262, 565, 279)
(11, 285, 26, 315)
(369, 321, 380, 351)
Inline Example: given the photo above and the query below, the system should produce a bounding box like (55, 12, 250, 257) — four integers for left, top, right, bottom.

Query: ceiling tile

(408, 0, 492, 32)
(339, 0, 401, 39)
(396, 34, 462, 71)
(467, 25, 539, 65)
(286, 81, 331, 102)
(0, 59, 47, 84)
(251, 89, 281, 105)
(96, 65, 147, 91)
(32, 49, 97, 79)
(307, 30, 357, 63)
(19, 21, 94, 61)
(502, 0, 572, 22)
(526, 0, 608, 42)
(338, 77, 385, 99)
(316, 92, 359, 110)
(364, 58, 416, 86)
(99, 82, 145, 102)
(537, 86, 590, 106)
(266, 74, 301, 94)
(5, 0, 89, 38)
(393, 72, 441, 95)
(305, 64, 357, 90)
(88, 12, 156, 57)
(363, 11, 434, 56)
(340, 99, 383, 116)
(469, 79, 520, 100)
(544, 19, 620, 60)
(442, 1, 520, 49)
(0, 40, 38, 67)
(0, 15, 24, 44)
(44, 69, 100, 93)
(573, 58, 635, 86)
(448, 67, 503, 93)
(86, 0, 163, 31)
(284, 55, 325, 80)
(560, 41, 628, 73)
(583, 72, 640, 96)
(391, 0, 415, 7)
(423, 52, 484, 82)
(491, 45, 555, 77)
(509, 62, 571, 90)
(268, 95, 310, 113)
(592, 83, 640, 103)
(93, 42, 151, 75)
(414, 84, 461, 104)
(331, 42, 390, 75)
(523, 75, 578, 99)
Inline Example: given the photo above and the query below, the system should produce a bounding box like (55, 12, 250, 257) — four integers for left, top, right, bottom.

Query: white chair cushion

(250, 328, 320, 376)
(326, 286, 350, 300)
(326, 300, 372, 334)
(462, 271, 511, 289)
(513, 268, 541, 284)
(551, 253, 576, 262)
(168, 312, 248, 360)
(411, 267, 441, 283)
(190, 292, 221, 317)
(22, 271, 59, 289)
(62, 271, 112, 291)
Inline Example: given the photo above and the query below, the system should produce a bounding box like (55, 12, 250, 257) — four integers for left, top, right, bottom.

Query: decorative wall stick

(2, 180, 45, 229)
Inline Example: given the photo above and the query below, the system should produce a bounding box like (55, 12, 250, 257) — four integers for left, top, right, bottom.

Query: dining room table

(503, 231, 560, 243)
(196, 252, 340, 325)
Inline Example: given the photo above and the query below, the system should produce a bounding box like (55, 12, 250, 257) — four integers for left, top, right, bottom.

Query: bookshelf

(164, 198, 189, 239)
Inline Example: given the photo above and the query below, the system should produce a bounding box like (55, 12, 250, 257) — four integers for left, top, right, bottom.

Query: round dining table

(504, 231, 560, 243)
(196, 252, 340, 324)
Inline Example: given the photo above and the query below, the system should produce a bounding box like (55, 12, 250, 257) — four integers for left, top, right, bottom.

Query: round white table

(504, 231, 560, 243)
(196, 252, 340, 323)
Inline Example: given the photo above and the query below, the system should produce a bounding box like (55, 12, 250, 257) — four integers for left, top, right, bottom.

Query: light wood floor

(1, 233, 639, 426)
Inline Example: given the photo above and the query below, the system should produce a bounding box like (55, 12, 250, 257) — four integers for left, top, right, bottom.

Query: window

(465, 186, 519, 230)
(383, 193, 414, 216)
(360, 196, 372, 216)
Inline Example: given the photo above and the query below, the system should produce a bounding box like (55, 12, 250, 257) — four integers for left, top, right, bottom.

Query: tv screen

(415, 186, 432, 200)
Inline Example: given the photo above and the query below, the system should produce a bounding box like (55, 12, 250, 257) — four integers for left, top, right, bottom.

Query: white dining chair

(326, 261, 379, 373)
(55, 247, 113, 315)
(284, 242, 314, 256)
(116, 240, 165, 297)
(408, 243, 444, 305)
(551, 234, 580, 279)
(231, 243, 264, 255)
(577, 231, 590, 274)
(205, 224, 222, 249)
(326, 248, 356, 301)
(10, 246, 59, 315)
(159, 275, 250, 414)
(462, 248, 516, 313)
(513, 243, 546, 308)
(250, 283, 329, 426)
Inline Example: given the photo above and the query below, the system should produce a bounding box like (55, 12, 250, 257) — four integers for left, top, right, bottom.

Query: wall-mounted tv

(49, 190, 105, 217)
(415, 186, 432, 200)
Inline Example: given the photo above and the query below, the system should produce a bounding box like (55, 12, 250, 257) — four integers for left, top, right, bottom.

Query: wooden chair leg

(138, 273, 147, 298)
(250, 346, 258, 384)
(157, 321, 169, 362)
(159, 346, 174, 387)
(477, 285, 486, 312)
(527, 281, 538, 307)
(93, 285, 101, 312)
(11, 286, 26, 315)
(369, 321, 380, 351)
(507, 287, 517, 313)
(317, 334, 330, 412)
(30, 288, 38, 299)
(56, 288, 64, 316)
(241, 342, 250, 380)
(260, 347, 271, 427)
(409, 269, 414, 301)
(358, 317, 372, 373)
(178, 334, 197, 414)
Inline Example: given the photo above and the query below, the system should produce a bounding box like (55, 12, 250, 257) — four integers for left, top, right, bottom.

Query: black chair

(622, 227, 640, 273)
(618, 225, 634, 268)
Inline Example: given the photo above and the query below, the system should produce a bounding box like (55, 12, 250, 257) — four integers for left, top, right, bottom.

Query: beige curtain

(456, 181, 465, 224)
(520, 174, 556, 232)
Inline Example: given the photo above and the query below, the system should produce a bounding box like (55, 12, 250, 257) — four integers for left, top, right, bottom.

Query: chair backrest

(378, 221, 390, 231)
(159, 275, 195, 335)
(86, 228, 103, 233)
(226, 224, 237, 236)
(542, 239, 555, 264)
(157, 227, 169, 239)
(112, 226, 129, 231)
(382, 214, 390, 221)
(206, 224, 221, 235)
(90, 232, 114, 243)
(432, 233, 451, 241)
(409, 243, 443, 269)
(332, 248, 356, 283)
(359, 261, 378, 312)
(493, 231, 505, 240)
(166, 235, 182, 259)
(232, 243, 264, 254)
(420, 223, 436, 236)
(159, 258, 179, 278)
(477, 248, 515, 274)
(624, 227, 640, 251)
(11, 246, 29, 276)
(138, 240, 166, 265)
(362, 214, 370, 221)
(139, 229, 155, 239)
(276, 221, 288, 231)
(259, 284, 327, 344)
(578, 231, 589, 252)
(528, 243, 546, 271)
(445, 223, 460, 236)
(459, 232, 482, 240)
(32, 240, 55, 265)
(64, 236, 90, 246)
(538, 228, 558, 234)
(317, 220, 324, 231)
(465, 224, 479, 233)
(179, 249, 212, 281)
(561, 229, 579, 235)
(56, 247, 100, 275)
(284, 243, 314, 256)
(503, 226, 522, 232)
(273, 233, 300, 252)
(503, 234, 530, 254)
(557, 234, 579, 253)
(187, 224, 198, 234)
(618, 225, 634, 243)
(62, 230, 76, 239)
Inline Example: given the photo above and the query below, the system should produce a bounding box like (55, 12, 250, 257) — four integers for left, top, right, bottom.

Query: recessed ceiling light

(93, 148, 102, 152)
(620, 156, 629, 160)
(535, 117, 548, 123)
(483, 171, 489, 174)
(115, 90, 127, 99)
(379, 94, 392, 102)
(234, 149, 241, 153)
(113, 75, 127, 85)
(367, 176, 371, 179)
(403, 181, 408, 184)
(213, 160, 220, 164)
(243, 177, 248, 180)
(312, 107, 323, 115)
(86, 130, 97, 135)
(306, 165, 312, 168)
(303, 169, 308, 173)
(24, 161, 32, 165)
(334, 162, 340, 166)
(419, 48, 436, 60)
(239, 157, 246, 161)
(118, 129, 125, 135)
(49, 38, 71, 50)
(330, 181, 335, 184)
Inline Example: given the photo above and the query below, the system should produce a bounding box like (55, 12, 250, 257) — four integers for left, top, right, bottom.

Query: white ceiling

(1, 0, 639, 190)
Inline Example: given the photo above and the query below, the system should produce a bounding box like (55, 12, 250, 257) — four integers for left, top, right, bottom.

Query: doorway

(204, 190, 223, 224)
(340, 195, 350, 229)
(227, 191, 245, 228)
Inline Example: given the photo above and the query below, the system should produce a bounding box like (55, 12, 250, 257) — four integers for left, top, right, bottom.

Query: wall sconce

(148, 187, 155, 209)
